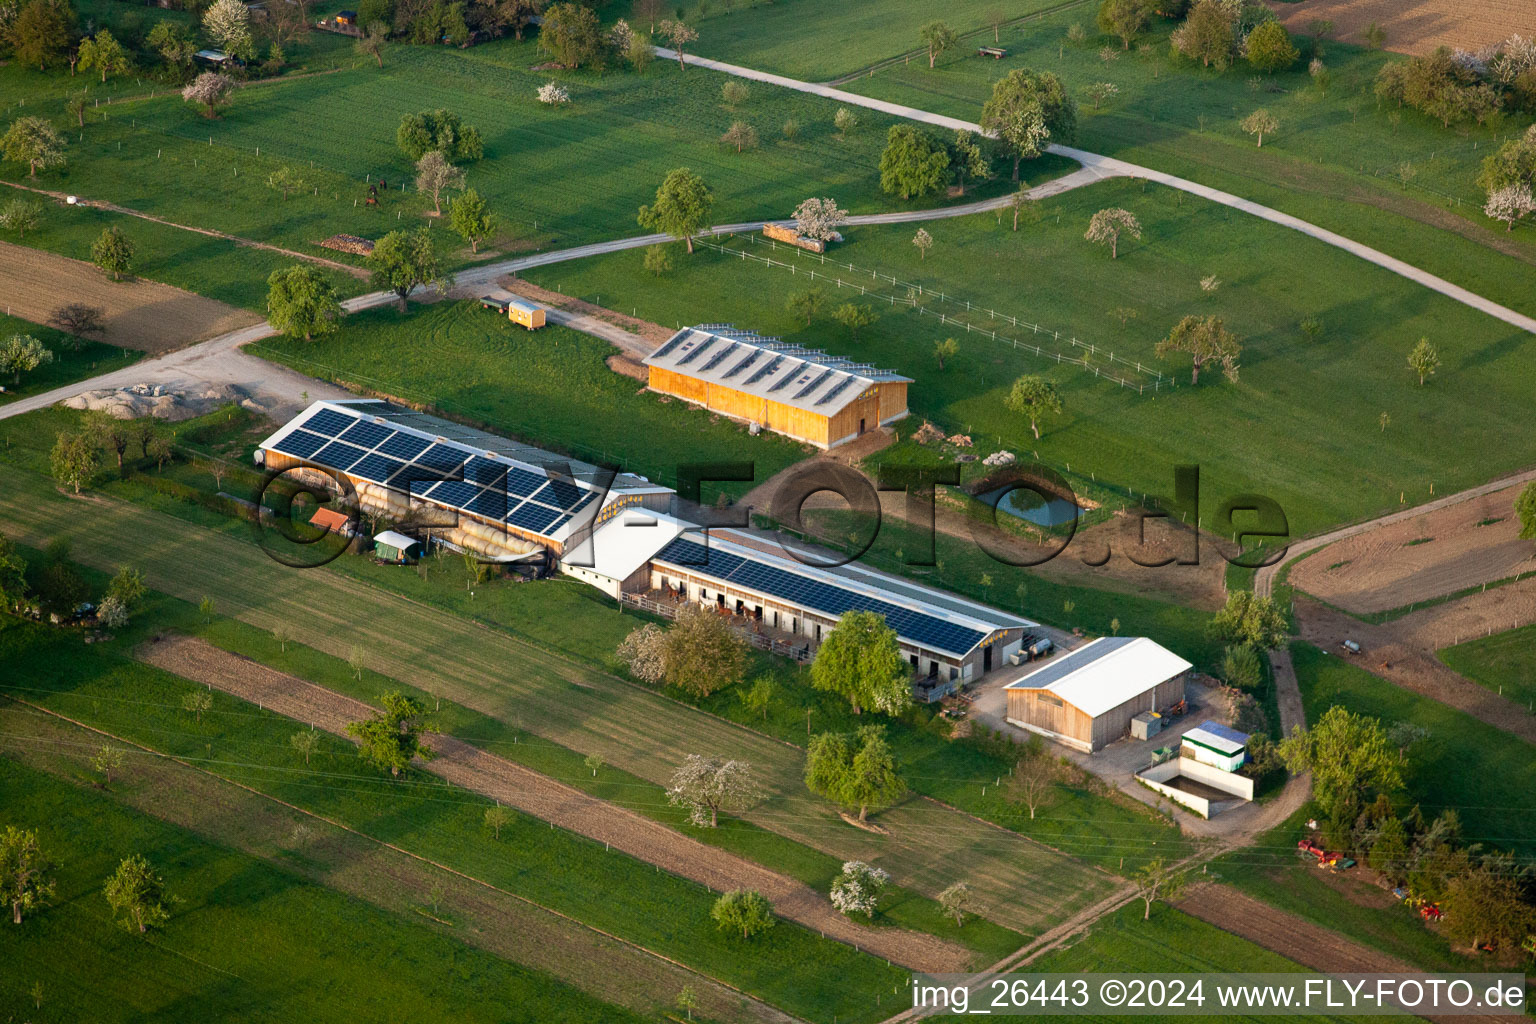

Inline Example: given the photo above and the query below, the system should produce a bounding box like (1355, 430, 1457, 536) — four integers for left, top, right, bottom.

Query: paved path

(657, 48, 1536, 338)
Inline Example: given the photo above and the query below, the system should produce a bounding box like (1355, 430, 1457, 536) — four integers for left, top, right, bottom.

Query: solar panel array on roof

(267, 404, 599, 540)
(653, 538, 989, 656)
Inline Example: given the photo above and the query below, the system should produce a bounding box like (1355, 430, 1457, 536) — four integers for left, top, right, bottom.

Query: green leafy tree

(395, 109, 484, 162)
(93, 744, 126, 785)
(1004, 374, 1062, 439)
(949, 129, 989, 194)
(1155, 314, 1241, 384)
(105, 565, 145, 609)
(638, 167, 713, 254)
(356, 21, 388, 66)
(933, 336, 958, 370)
(49, 431, 99, 494)
(483, 803, 513, 839)
(1, 116, 66, 178)
(1366, 815, 1410, 883)
(147, 20, 198, 76)
(642, 244, 673, 276)
(938, 881, 974, 926)
(711, 889, 775, 939)
(1131, 857, 1185, 919)
(0, 826, 54, 925)
(786, 286, 827, 326)
(831, 303, 876, 338)
(449, 188, 497, 253)
(91, 225, 135, 281)
(266, 166, 307, 200)
(878, 124, 950, 200)
(198, 595, 215, 622)
(660, 604, 747, 697)
(0, 334, 53, 385)
(0, 197, 43, 237)
(805, 725, 907, 822)
(267, 265, 341, 341)
(1515, 481, 1536, 542)
(738, 676, 777, 721)
(7, 0, 76, 71)
(810, 610, 911, 716)
(181, 689, 213, 724)
(1244, 19, 1298, 73)
(676, 985, 699, 1021)
(103, 855, 175, 933)
(919, 20, 956, 68)
(720, 119, 758, 153)
(1407, 337, 1439, 385)
(538, 2, 605, 69)
(1441, 856, 1536, 953)
(1173, 0, 1235, 69)
(1475, 127, 1536, 196)
(981, 68, 1075, 181)
(346, 691, 435, 777)
(77, 29, 130, 83)
(1221, 643, 1262, 691)
(1279, 705, 1405, 824)
(0, 531, 28, 610)
(1097, 0, 1150, 50)
(1207, 590, 1287, 649)
(290, 729, 320, 765)
(368, 228, 451, 311)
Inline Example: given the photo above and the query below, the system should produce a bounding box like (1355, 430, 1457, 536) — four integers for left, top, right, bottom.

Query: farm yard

(522, 180, 1536, 537)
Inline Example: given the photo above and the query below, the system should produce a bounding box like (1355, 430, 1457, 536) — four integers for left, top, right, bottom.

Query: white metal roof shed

(1004, 636, 1192, 718)
(577, 510, 691, 584)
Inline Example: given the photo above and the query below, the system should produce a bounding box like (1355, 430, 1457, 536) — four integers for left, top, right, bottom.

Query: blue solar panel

(529, 478, 586, 512)
(415, 444, 469, 476)
(506, 502, 561, 533)
(350, 454, 405, 485)
(302, 408, 353, 436)
(427, 479, 481, 508)
(272, 429, 328, 460)
(504, 467, 546, 499)
(314, 441, 369, 471)
(377, 432, 431, 462)
(340, 420, 393, 449)
(653, 539, 988, 655)
(565, 491, 597, 517)
(465, 489, 512, 519)
(463, 457, 508, 489)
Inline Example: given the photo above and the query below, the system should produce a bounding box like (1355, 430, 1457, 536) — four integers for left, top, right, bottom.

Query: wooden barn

(643, 325, 911, 449)
(1004, 637, 1191, 753)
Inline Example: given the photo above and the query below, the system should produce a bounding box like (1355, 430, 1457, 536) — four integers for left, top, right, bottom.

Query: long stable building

(258, 399, 671, 563)
(260, 400, 1033, 682)
(644, 325, 911, 449)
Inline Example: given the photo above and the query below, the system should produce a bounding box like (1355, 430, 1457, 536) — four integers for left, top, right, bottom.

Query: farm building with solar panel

(257, 399, 672, 565)
(643, 325, 912, 449)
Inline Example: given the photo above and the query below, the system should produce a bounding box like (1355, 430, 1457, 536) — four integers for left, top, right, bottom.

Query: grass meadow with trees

(520, 178, 1534, 537)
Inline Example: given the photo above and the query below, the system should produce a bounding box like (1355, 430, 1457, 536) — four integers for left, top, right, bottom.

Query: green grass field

(2, 31, 1043, 274)
(252, 300, 812, 492)
(838, 7, 1536, 315)
(0, 748, 653, 1024)
(0, 616, 912, 1023)
(1438, 623, 1536, 713)
(689, 0, 1069, 80)
(0, 451, 1128, 943)
(0, 313, 140, 403)
(521, 179, 1535, 537)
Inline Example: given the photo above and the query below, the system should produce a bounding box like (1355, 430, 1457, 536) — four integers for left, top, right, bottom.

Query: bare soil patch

(500, 277, 675, 345)
(1295, 596, 1536, 744)
(0, 241, 261, 353)
(1179, 881, 1410, 970)
(1291, 484, 1536, 615)
(1266, 0, 1531, 57)
(139, 634, 972, 972)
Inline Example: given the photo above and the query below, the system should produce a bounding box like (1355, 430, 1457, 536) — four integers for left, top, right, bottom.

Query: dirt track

(139, 634, 972, 972)
(1177, 882, 1526, 1024)
(1296, 596, 1536, 745)
(1267, 0, 1531, 56)
(0, 240, 260, 353)
(1290, 485, 1536, 616)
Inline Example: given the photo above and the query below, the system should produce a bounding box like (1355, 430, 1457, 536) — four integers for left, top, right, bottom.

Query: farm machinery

(1297, 838, 1356, 871)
